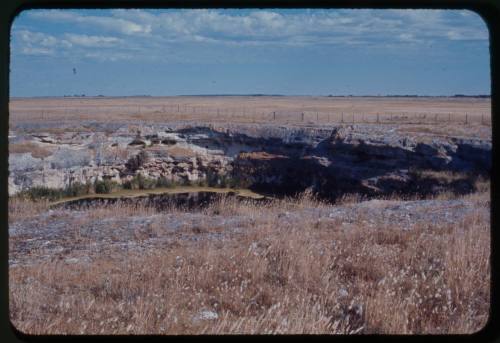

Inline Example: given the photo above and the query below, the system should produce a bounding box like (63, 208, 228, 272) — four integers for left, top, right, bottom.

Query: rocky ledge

(9, 123, 491, 200)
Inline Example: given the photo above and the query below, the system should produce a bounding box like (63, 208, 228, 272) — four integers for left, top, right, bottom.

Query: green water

(49, 186, 265, 206)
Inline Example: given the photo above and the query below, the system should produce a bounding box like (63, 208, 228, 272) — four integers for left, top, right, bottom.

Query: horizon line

(9, 94, 492, 99)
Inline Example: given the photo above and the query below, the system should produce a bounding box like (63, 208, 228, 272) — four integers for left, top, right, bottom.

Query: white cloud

(397, 33, 424, 44)
(28, 10, 151, 36)
(64, 34, 122, 47)
(23, 9, 489, 47)
(18, 30, 58, 47)
(14, 30, 63, 55)
(21, 46, 54, 55)
(12, 9, 489, 61)
(446, 28, 488, 41)
(12, 29, 130, 60)
(386, 9, 488, 42)
(84, 51, 132, 62)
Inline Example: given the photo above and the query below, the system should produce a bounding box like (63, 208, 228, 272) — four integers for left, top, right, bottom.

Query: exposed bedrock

(9, 124, 491, 200)
(232, 126, 491, 198)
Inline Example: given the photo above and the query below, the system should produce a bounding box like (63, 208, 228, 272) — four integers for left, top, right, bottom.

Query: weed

(94, 179, 118, 194)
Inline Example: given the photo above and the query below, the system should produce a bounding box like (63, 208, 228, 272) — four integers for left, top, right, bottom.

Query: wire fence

(10, 104, 492, 126)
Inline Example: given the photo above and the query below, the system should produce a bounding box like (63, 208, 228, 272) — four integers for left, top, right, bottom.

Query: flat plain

(10, 95, 491, 125)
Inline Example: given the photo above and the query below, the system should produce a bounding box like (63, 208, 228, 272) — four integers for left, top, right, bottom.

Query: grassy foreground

(9, 188, 490, 334)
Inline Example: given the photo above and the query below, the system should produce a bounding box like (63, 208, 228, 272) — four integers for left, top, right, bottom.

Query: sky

(9, 8, 490, 97)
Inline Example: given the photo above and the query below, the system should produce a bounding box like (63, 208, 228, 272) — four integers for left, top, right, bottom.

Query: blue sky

(10, 9, 490, 96)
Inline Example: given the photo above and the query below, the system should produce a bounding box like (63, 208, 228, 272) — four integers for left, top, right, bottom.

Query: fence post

(376, 113, 379, 123)
(273, 111, 276, 121)
(301, 112, 304, 122)
(341, 112, 344, 123)
(465, 113, 468, 125)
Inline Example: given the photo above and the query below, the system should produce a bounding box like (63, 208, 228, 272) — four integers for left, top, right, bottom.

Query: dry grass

(9, 186, 490, 335)
(414, 169, 469, 182)
(9, 142, 52, 159)
(8, 197, 49, 222)
(9, 96, 491, 129)
(164, 146, 198, 158)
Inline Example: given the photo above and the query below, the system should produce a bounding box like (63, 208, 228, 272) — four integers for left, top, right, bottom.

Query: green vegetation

(19, 182, 94, 201)
(227, 175, 252, 189)
(194, 178, 209, 187)
(64, 182, 93, 197)
(205, 170, 239, 188)
(123, 174, 157, 190)
(19, 180, 116, 200)
(19, 186, 65, 201)
(16, 172, 255, 201)
(155, 176, 174, 188)
(94, 179, 119, 194)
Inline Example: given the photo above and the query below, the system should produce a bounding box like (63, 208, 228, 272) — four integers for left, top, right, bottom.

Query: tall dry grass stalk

(9, 187, 490, 335)
(8, 197, 49, 223)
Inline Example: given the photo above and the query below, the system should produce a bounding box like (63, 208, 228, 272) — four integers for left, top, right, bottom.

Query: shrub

(205, 169, 219, 187)
(138, 175, 156, 190)
(180, 178, 194, 186)
(21, 186, 64, 201)
(218, 174, 229, 188)
(227, 175, 252, 189)
(204, 171, 249, 188)
(155, 177, 174, 188)
(196, 178, 209, 187)
(123, 174, 156, 190)
(94, 179, 117, 194)
(64, 182, 93, 197)
(123, 176, 139, 190)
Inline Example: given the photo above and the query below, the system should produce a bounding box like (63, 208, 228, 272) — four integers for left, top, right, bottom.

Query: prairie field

(10, 95, 491, 127)
(9, 186, 490, 334)
(8, 96, 492, 335)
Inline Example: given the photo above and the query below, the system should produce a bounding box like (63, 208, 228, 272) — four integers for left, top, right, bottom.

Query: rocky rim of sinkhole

(9, 121, 491, 201)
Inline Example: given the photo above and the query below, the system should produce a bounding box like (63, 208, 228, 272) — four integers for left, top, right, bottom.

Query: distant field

(9, 96, 491, 126)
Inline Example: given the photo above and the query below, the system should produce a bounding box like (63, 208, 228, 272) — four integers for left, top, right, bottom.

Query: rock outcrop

(9, 123, 491, 199)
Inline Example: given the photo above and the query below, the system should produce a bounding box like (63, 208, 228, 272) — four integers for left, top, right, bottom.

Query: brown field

(9, 141, 52, 159)
(8, 95, 492, 335)
(9, 187, 490, 334)
(9, 96, 491, 126)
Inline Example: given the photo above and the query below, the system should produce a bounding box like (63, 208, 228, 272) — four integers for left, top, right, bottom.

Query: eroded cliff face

(232, 126, 491, 198)
(8, 123, 491, 200)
